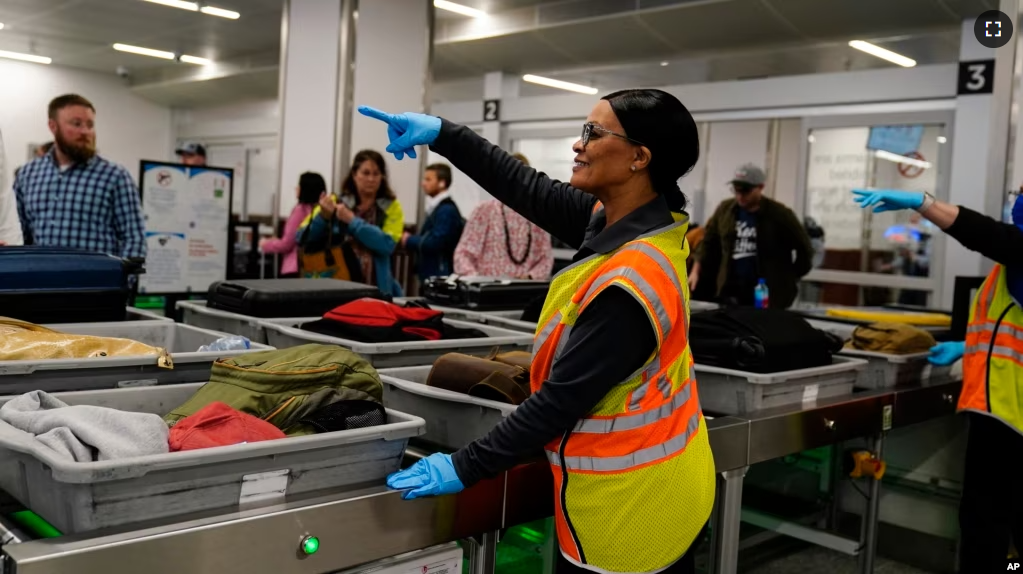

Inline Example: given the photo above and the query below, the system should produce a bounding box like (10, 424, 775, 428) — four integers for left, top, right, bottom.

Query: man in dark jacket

(690, 163, 813, 308)
(402, 164, 464, 281)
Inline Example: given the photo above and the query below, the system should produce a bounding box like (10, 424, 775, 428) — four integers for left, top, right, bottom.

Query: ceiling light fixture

(522, 74, 598, 95)
(142, 0, 240, 19)
(200, 6, 240, 19)
(660, 61, 669, 67)
(0, 23, 5, 30)
(113, 43, 175, 60)
(875, 149, 931, 169)
(0, 50, 51, 65)
(848, 40, 916, 68)
(937, 136, 947, 144)
(433, 0, 486, 18)
(180, 54, 212, 65)
(144, 0, 198, 11)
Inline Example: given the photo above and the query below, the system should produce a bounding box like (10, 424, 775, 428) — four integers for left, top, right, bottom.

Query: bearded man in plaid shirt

(13, 94, 146, 260)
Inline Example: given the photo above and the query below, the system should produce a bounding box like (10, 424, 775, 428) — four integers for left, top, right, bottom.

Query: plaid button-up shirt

(13, 152, 146, 260)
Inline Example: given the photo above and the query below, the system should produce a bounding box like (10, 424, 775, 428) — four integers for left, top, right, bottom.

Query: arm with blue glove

(928, 341, 965, 366)
(357, 106, 597, 249)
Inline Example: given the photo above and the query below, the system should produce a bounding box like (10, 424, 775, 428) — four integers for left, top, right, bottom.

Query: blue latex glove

(852, 189, 925, 213)
(386, 453, 464, 500)
(358, 106, 442, 161)
(928, 341, 965, 366)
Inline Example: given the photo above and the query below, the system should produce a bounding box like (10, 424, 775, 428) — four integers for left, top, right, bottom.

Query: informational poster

(138, 161, 233, 295)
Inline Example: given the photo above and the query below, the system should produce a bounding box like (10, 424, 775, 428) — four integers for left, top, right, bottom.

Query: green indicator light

(301, 536, 320, 555)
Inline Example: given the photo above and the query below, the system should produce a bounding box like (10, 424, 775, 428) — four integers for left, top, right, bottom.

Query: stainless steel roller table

(0, 378, 961, 574)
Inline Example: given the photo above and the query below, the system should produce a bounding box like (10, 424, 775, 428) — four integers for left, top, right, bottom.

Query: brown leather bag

(427, 350, 532, 405)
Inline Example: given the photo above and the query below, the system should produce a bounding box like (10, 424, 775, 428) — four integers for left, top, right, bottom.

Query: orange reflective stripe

(975, 267, 1001, 319)
(591, 201, 603, 215)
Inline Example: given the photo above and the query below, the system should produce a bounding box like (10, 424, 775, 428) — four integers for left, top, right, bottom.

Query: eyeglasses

(580, 122, 645, 149)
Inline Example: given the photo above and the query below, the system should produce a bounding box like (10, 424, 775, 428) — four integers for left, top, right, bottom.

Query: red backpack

(302, 298, 446, 342)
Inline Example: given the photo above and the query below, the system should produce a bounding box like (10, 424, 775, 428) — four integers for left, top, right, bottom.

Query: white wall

(173, 99, 279, 142)
(703, 121, 770, 214)
(0, 60, 172, 193)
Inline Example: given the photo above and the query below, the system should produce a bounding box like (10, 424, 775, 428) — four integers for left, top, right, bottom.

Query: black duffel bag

(689, 307, 842, 373)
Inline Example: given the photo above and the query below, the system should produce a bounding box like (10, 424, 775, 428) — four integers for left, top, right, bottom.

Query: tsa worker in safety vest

(363, 90, 715, 574)
(853, 188, 1023, 573)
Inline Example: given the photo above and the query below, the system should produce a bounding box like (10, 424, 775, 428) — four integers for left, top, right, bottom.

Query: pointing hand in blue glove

(386, 453, 464, 500)
(852, 189, 925, 213)
(928, 341, 965, 366)
(358, 106, 442, 161)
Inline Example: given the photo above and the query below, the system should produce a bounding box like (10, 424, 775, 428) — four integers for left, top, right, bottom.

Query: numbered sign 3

(958, 59, 995, 95)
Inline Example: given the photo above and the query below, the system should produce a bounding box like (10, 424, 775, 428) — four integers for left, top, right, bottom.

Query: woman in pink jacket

(259, 172, 324, 278)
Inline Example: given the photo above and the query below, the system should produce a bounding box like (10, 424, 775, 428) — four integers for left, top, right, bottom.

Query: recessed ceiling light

(113, 43, 175, 60)
(660, 61, 669, 67)
(937, 136, 947, 144)
(433, 0, 486, 18)
(200, 6, 239, 19)
(848, 40, 916, 68)
(522, 74, 598, 95)
(144, 0, 198, 11)
(180, 55, 212, 65)
(0, 23, 5, 31)
(0, 50, 51, 65)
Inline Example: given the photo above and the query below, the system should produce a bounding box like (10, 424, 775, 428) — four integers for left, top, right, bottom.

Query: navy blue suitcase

(0, 247, 136, 323)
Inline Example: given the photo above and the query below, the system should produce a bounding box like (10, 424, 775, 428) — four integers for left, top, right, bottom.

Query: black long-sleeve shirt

(430, 120, 670, 486)
(945, 205, 1023, 266)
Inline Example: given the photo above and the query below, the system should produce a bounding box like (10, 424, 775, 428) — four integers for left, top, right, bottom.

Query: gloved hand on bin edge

(852, 189, 925, 213)
(928, 341, 965, 366)
(358, 106, 442, 161)
(386, 452, 464, 500)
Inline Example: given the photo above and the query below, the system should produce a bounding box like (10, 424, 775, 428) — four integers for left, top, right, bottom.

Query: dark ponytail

(602, 89, 699, 212)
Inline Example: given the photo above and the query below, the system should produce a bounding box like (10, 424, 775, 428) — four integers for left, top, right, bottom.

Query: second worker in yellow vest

(371, 90, 715, 574)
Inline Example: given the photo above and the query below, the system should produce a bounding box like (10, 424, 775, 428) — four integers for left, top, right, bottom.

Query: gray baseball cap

(730, 163, 766, 187)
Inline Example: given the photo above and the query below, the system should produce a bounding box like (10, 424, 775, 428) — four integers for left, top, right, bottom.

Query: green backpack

(164, 344, 382, 436)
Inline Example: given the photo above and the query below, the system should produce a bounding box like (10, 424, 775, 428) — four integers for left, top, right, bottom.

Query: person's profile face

(570, 100, 637, 192)
(422, 170, 442, 196)
(353, 160, 383, 197)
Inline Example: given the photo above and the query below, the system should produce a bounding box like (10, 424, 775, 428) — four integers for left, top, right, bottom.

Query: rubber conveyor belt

(0, 378, 961, 574)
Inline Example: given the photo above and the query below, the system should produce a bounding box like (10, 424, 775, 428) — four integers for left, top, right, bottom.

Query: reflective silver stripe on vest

(626, 242, 684, 298)
(985, 344, 1023, 363)
(967, 322, 1023, 340)
(583, 268, 671, 341)
(574, 383, 693, 434)
(532, 310, 562, 357)
(627, 377, 653, 412)
(656, 373, 673, 399)
(551, 411, 701, 471)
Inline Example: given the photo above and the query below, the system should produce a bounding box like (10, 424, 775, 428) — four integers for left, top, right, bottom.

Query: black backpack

(689, 307, 842, 373)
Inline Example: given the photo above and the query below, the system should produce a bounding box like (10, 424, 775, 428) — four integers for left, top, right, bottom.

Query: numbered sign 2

(483, 99, 500, 122)
(958, 59, 995, 95)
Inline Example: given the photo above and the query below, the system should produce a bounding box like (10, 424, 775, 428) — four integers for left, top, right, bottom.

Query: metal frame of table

(0, 380, 960, 574)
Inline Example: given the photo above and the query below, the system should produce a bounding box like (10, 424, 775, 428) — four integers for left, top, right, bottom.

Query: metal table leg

(710, 467, 748, 574)
(467, 531, 499, 574)
(858, 434, 885, 574)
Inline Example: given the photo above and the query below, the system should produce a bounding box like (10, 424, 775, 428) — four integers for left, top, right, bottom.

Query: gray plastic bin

(177, 300, 272, 344)
(260, 318, 533, 368)
(423, 305, 538, 333)
(696, 356, 867, 415)
(380, 366, 516, 449)
(0, 321, 273, 394)
(126, 307, 171, 321)
(0, 383, 425, 534)
(838, 349, 951, 389)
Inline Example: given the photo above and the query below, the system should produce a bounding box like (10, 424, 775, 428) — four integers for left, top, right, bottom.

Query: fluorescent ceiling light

(180, 54, 212, 65)
(144, 0, 198, 11)
(522, 74, 598, 95)
(0, 23, 5, 30)
(848, 40, 916, 68)
(937, 136, 947, 144)
(434, 0, 486, 18)
(113, 43, 175, 60)
(660, 61, 669, 67)
(0, 50, 51, 64)
(200, 6, 240, 19)
(875, 149, 931, 169)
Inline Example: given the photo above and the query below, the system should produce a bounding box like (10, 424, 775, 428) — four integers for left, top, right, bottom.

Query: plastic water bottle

(754, 279, 769, 309)
(198, 336, 251, 353)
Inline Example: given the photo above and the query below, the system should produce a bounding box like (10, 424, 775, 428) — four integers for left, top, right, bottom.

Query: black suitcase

(422, 276, 550, 311)
(0, 247, 138, 324)
(207, 278, 386, 318)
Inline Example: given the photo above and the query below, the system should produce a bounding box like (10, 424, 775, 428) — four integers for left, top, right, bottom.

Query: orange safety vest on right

(531, 211, 715, 573)
(960, 264, 1023, 433)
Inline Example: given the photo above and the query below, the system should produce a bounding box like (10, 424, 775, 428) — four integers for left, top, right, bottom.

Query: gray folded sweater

(0, 391, 169, 462)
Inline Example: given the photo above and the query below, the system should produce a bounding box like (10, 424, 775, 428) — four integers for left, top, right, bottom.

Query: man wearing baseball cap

(691, 163, 813, 308)
(175, 142, 207, 166)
